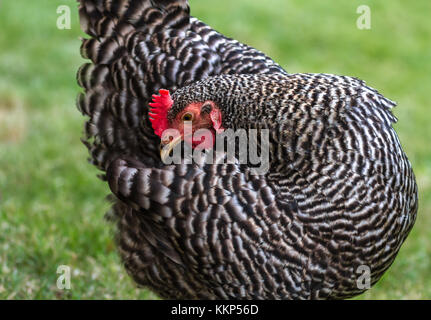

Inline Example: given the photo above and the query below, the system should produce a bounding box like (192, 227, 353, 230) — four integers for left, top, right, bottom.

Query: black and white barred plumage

(77, 0, 418, 299)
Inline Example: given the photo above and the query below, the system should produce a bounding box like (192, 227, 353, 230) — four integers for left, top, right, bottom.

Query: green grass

(0, 0, 430, 299)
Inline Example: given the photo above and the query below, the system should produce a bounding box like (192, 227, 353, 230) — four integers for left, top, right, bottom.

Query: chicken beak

(160, 135, 183, 163)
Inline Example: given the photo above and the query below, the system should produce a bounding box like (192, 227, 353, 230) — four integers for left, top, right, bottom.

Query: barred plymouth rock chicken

(76, 0, 418, 299)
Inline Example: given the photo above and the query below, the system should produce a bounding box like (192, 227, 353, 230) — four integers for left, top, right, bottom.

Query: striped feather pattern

(77, 0, 417, 299)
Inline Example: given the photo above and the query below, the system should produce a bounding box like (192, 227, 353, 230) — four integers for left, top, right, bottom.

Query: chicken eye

(182, 112, 194, 122)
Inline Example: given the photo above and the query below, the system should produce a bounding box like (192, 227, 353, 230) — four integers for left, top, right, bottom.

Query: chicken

(76, 0, 418, 299)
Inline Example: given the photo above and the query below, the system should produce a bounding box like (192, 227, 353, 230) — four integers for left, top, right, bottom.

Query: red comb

(149, 89, 173, 137)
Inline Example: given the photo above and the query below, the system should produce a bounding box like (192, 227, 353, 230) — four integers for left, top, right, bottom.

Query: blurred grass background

(0, 0, 429, 299)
